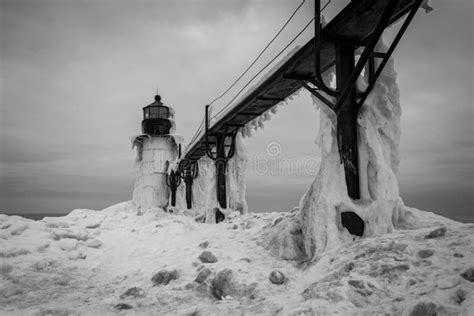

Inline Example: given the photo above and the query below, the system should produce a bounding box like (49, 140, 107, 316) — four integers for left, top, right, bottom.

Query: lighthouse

(132, 94, 179, 212)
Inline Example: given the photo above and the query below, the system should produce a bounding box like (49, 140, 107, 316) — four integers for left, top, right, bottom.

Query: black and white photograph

(1, 0, 473, 314)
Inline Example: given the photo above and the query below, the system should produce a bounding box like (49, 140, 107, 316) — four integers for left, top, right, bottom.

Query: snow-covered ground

(0, 202, 473, 315)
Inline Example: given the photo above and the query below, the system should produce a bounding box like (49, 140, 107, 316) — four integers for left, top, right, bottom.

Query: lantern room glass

(143, 106, 169, 120)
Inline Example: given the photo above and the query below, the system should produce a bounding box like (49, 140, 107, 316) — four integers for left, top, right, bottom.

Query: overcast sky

(1, 0, 472, 222)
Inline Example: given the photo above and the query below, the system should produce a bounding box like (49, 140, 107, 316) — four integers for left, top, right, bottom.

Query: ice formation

(240, 89, 301, 138)
(263, 38, 412, 260)
(300, 38, 408, 258)
(302, 38, 410, 258)
(174, 133, 248, 222)
(131, 101, 184, 212)
(132, 136, 179, 211)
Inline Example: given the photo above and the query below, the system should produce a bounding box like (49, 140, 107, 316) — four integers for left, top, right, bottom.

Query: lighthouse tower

(132, 94, 179, 211)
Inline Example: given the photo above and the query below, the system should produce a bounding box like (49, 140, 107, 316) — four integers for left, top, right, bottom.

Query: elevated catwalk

(177, 0, 423, 209)
(183, 0, 420, 162)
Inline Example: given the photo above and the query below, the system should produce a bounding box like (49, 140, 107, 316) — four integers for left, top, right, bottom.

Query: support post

(178, 160, 198, 209)
(204, 105, 237, 210)
(336, 44, 360, 199)
(171, 187, 176, 207)
(183, 168, 193, 209)
(165, 170, 181, 207)
(216, 135, 227, 209)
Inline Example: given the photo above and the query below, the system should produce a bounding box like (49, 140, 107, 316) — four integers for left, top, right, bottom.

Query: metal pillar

(205, 105, 237, 209)
(336, 44, 360, 199)
(183, 169, 193, 209)
(165, 169, 181, 207)
(178, 160, 198, 209)
(215, 135, 228, 209)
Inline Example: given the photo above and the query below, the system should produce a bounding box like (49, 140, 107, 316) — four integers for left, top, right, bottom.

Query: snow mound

(1, 202, 473, 315)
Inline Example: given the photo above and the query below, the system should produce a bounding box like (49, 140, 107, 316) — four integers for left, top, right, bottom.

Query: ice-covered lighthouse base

(263, 39, 411, 260)
(132, 135, 178, 211)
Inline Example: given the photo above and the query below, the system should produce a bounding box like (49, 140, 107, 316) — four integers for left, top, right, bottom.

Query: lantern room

(141, 94, 172, 135)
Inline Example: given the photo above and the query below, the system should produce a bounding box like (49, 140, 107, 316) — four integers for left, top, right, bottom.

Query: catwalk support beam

(336, 44, 360, 199)
(215, 135, 228, 209)
(178, 160, 198, 209)
(205, 105, 237, 209)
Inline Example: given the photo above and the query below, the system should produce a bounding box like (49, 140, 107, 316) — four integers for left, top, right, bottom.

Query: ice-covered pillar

(131, 94, 180, 211)
(297, 39, 405, 259)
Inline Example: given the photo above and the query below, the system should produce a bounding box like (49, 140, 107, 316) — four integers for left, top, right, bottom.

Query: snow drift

(262, 38, 424, 261)
(0, 202, 473, 315)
